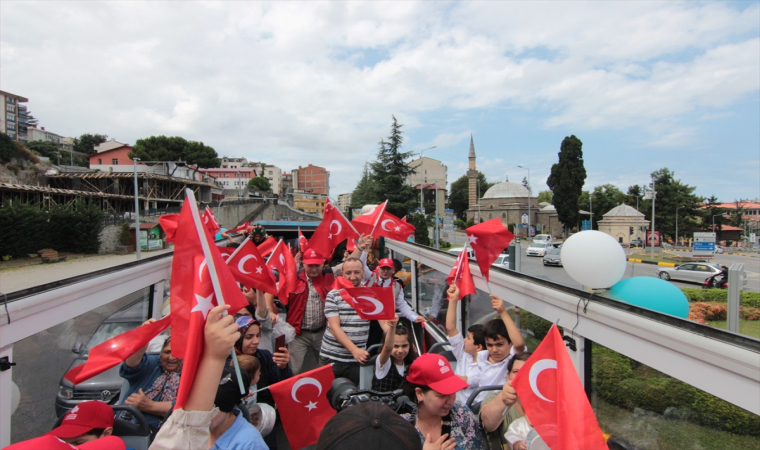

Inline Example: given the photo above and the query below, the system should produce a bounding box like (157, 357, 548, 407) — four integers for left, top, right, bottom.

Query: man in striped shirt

(319, 257, 370, 385)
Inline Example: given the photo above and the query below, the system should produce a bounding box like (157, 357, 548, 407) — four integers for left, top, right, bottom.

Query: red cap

(302, 246, 325, 265)
(377, 258, 394, 269)
(406, 353, 469, 395)
(4, 435, 124, 450)
(47, 401, 114, 439)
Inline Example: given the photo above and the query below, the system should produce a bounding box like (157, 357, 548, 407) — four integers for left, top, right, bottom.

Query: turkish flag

(511, 325, 607, 450)
(269, 365, 336, 450)
(401, 216, 416, 234)
(216, 245, 235, 261)
(351, 201, 388, 237)
(466, 218, 515, 282)
(202, 206, 221, 236)
(334, 277, 396, 320)
(169, 191, 249, 409)
(226, 239, 278, 295)
(372, 210, 413, 242)
(267, 241, 297, 305)
(446, 247, 476, 297)
(229, 221, 250, 234)
(256, 236, 278, 257)
(309, 199, 359, 258)
(158, 213, 180, 243)
(64, 315, 171, 385)
(298, 228, 309, 250)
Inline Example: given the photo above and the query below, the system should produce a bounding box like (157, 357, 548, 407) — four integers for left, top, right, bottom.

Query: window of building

(112, 158, 118, 165)
(7, 131, 16, 139)
(7, 123, 15, 130)
(6, 114, 15, 122)
(6, 97, 14, 104)
(502, 213, 506, 219)
(6, 105, 14, 112)
(98, 159, 102, 164)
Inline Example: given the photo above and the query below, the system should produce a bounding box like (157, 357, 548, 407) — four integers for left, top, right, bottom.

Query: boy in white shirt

(473, 295, 526, 404)
(445, 285, 486, 405)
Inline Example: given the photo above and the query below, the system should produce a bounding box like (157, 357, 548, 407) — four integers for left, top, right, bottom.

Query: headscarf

(234, 314, 259, 353)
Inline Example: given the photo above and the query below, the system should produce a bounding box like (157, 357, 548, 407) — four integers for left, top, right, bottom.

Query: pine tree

(547, 135, 587, 233)
(351, 163, 378, 208)
(370, 116, 417, 217)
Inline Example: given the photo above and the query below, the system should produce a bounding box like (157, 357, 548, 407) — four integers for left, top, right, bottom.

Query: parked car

(55, 300, 149, 417)
(542, 248, 563, 267)
(526, 242, 553, 257)
(533, 234, 552, 245)
(657, 263, 747, 286)
(492, 254, 510, 270)
(630, 238, 645, 248)
(715, 245, 725, 254)
(447, 247, 475, 259)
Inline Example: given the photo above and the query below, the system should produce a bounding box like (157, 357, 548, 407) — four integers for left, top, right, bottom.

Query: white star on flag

(394, 226, 401, 231)
(328, 233, 333, 239)
(191, 293, 214, 319)
(255, 267, 263, 274)
(305, 401, 318, 411)
(468, 235, 478, 244)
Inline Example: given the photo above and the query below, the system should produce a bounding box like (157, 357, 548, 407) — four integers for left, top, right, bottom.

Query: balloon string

(571, 294, 591, 338)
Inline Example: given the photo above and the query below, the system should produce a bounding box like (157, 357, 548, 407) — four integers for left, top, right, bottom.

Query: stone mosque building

(465, 136, 563, 237)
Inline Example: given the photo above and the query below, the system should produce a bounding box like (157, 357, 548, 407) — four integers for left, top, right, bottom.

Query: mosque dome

(482, 181, 531, 199)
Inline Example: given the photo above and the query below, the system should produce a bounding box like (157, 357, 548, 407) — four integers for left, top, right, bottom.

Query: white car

(533, 234, 552, 245)
(526, 242, 553, 257)
(492, 254, 510, 270)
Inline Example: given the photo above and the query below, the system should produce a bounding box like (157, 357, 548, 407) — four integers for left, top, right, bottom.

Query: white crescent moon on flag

(329, 220, 342, 235)
(279, 254, 285, 266)
(198, 260, 207, 281)
(529, 359, 557, 402)
(291, 377, 322, 403)
(358, 296, 384, 315)
(363, 207, 376, 216)
(238, 255, 257, 275)
(381, 219, 395, 231)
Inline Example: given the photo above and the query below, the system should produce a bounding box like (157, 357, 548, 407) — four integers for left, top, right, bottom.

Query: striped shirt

(319, 289, 370, 363)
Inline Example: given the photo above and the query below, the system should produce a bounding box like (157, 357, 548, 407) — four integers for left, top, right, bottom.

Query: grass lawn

(706, 319, 760, 339)
(592, 395, 760, 450)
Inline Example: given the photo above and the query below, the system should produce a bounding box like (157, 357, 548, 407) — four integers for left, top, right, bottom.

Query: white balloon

(560, 230, 626, 289)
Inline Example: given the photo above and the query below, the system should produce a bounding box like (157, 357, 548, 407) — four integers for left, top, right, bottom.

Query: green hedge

(0, 200, 105, 258)
(592, 343, 760, 436)
(681, 288, 760, 308)
(520, 310, 563, 340)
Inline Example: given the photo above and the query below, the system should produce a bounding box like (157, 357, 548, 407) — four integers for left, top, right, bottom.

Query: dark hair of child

(483, 317, 510, 343)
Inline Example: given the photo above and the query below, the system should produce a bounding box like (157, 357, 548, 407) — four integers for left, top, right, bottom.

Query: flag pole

(185, 188, 246, 395)
(369, 201, 388, 237)
(225, 235, 250, 262)
(265, 238, 283, 265)
(453, 242, 469, 282)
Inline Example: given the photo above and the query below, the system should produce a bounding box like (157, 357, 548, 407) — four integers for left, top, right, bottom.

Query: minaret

(467, 135, 477, 209)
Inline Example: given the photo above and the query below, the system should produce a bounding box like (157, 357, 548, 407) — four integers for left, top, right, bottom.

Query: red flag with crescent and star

(351, 201, 387, 237)
(202, 206, 221, 236)
(228, 221, 250, 234)
(169, 194, 248, 410)
(309, 198, 359, 258)
(256, 236, 278, 257)
(511, 325, 607, 450)
(298, 228, 309, 250)
(333, 277, 396, 320)
(269, 364, 336, 450)
(226, 239, 278, 295)
(465, 218, 515, 282)
(267, 240, 297, 305)
(158, 213, 180, 243)
(64, 315, 172, 385)
(446, 245, 476, 298)
(373, 209, 413, 242)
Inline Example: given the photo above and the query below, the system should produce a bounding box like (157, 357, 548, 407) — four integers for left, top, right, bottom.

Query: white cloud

(1, 1, 757, 196)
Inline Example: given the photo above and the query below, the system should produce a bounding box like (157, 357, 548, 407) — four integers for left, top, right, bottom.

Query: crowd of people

(8, 223, 585, 450)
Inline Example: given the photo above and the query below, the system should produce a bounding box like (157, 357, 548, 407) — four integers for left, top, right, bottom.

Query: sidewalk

(0, 249, 173, 294)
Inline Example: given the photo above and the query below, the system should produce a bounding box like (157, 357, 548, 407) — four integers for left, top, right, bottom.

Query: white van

(447, 247, 475, 259)
(532, 234, 552, 245)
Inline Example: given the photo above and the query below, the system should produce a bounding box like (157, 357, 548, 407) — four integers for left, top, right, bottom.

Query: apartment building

(27, 126, 73, 152)
(1, 90, 33, 142)
(337, 193, 352, 215)
(292, 164, 329, 196)
(293, 190, 328, 215)
(407, 156, 447, 190)
(220, 157, 248, 169)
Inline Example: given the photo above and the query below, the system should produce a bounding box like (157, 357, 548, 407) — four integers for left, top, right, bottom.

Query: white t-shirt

(374, 356, 406, 379)
(447, 334, 481, 405)
(472, 345, 524, 403)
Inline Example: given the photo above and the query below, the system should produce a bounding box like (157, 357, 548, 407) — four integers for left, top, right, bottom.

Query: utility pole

(650, 178, 656, 259)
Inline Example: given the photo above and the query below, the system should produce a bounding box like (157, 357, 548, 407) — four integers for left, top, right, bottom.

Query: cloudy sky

(2, 1, 758, 202)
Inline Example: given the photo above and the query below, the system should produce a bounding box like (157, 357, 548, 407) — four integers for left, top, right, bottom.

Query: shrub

(520, 310, 563, 340)
(691, 390, 760, 436)
(681, 288, 760, 308)
(591, 345, 634, 406)
(439, 240, 451, 249)
(118, 222, 131, 246)
(453, 219, 466, 229)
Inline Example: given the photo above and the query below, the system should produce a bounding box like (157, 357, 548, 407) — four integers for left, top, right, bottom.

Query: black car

(55, 300, 148, 417)
(630, 238, 645, 248)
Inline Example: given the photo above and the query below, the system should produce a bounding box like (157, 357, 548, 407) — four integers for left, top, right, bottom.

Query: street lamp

(418, 146, 437, 214)
(712, 214, 722, 237)
(133, 157, 142, 260)
(676, 206, 685, 247)
(517, 165, 531, 238)
(630, 194, 641, 243)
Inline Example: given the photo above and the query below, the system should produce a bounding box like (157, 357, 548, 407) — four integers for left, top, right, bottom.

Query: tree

(130, 135, 220, 174)
(351, 163, 378, 208)
(247, 176, 271, 191)
(640, 168, 704, 241)
(0, 133, 17, 163)
(578, 184, 626, 230)
(409, 213, 431, 246)
(73, 134, 108, 155)
(521, 176, 531, 194)
(547, 135, 586, 233)
(448, 172, 492, 220)
(24, 141, 60, 159)
(370, 116, 417, 217)
(537, 190, 553, 204)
